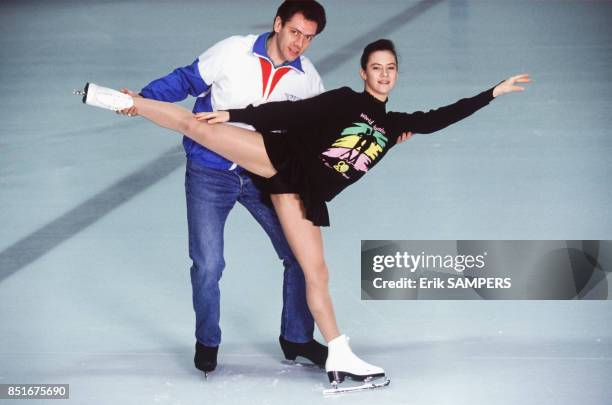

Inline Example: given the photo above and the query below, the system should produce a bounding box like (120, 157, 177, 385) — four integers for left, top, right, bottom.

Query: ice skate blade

(76, 83, 89, 104)
(322, 377, 390, 395)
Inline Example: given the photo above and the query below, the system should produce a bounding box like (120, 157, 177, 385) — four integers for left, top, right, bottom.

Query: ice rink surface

(1, 0, 611, 404)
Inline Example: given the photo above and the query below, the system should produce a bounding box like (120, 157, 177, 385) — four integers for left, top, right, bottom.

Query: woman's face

(360, 50, 398, 101)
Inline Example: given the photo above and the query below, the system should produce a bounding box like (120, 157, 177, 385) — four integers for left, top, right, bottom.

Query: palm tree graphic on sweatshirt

(321, 122, 388, 175)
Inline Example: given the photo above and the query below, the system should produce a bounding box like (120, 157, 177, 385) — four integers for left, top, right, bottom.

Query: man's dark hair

(274, 0, 327, 35)
(360, 39, 398, 70)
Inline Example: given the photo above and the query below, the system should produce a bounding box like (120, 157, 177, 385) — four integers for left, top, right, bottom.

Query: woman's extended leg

(133, 97, 277, 178)
(269, 193, 340, 343)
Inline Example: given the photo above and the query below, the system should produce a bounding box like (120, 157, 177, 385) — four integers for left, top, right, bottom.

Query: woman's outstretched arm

(133, 97, 277, 178)
(391, 74, 531, 135)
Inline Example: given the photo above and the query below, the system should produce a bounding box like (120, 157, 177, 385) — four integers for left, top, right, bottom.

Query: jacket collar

(252, 32, 304, 73)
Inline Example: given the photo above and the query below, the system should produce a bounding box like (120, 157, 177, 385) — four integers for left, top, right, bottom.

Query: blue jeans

(185, 160, 314, 347)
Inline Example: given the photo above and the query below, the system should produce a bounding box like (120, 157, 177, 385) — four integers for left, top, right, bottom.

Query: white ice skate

(75, 83, 134, 111)
(323, 335, 390, 395)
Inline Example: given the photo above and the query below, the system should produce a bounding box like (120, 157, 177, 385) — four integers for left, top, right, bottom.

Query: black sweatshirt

(228, 85, 495, 210)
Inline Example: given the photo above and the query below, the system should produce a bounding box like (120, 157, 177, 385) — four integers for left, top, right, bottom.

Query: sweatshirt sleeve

(388, 85, 496, 135)
(227, 87, 349, 132)
(140, 60, 209, 102)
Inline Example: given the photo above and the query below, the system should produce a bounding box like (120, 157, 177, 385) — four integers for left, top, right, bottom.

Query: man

(120, 1, 328, 375)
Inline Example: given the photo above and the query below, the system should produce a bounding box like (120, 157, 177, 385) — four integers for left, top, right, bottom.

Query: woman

(81, 39, 530, 392)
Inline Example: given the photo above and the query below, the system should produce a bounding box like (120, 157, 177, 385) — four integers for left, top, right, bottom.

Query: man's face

(273, 12, 318, 62)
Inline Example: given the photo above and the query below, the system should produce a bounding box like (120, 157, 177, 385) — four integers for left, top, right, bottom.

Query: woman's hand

(397, 131, 413, 144)
(492, 74, 531, 97)
(117, 88, 141, 116)
(195, 111, 230, 124)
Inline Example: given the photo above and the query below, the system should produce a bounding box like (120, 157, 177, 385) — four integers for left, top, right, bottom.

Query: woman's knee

(183, 116, 210, 140)
(304, 265, 331, 313)
(303, 261, 330, 288)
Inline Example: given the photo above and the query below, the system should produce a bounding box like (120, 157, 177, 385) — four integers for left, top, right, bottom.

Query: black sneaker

(194, 342, 218, 374)
(279, 335, 328, 367)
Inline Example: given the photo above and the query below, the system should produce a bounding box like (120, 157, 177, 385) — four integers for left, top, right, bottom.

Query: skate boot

(279, 335, 328, 368)
(75, 83, 134, 111)
(194, 342, 218, 378)
(323, 335, 390, 395)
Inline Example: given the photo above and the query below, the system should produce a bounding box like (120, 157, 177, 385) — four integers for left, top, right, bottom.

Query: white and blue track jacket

(140, 32, 324, 170)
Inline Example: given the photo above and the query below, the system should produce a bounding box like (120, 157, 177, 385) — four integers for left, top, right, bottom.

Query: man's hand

(397, 131, 413, 144)
(195, 111, 230, 124)
(492, 74, 531, 98)
(117, 88, 142, 116)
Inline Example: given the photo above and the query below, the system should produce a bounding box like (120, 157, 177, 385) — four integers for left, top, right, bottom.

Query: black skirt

(250, 130, 330, 227)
